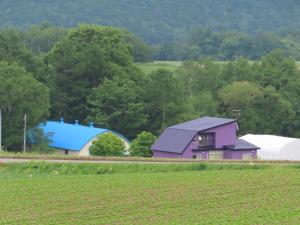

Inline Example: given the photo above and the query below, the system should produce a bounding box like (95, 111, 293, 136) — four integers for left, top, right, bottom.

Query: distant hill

(1, 0, 300, 43)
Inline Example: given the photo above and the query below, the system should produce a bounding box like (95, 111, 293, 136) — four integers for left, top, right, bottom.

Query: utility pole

(23, 113, 27, 154)
(0, 109, 2, 152)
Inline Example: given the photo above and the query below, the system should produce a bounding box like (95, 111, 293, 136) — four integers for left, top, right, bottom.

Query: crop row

(0, 168, 300, 224)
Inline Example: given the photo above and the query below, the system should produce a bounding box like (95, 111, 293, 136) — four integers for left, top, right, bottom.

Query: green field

(0, 162, 300, 224)
(136, 61, 300, 74)
(135, 61, 182, 74)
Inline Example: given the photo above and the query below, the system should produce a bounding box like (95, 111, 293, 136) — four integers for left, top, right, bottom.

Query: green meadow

(137, 61, 300, 74)
(135, 61, 182, 74)
(0, 162, 300, 224)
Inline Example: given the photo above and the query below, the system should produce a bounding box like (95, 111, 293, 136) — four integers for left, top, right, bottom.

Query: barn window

(65, 150, 69, 155)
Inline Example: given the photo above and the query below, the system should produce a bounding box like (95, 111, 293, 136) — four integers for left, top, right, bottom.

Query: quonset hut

(40, 119, 130, 156)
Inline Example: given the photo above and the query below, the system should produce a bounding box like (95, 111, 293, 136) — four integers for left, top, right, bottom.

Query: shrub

(89, 133, 125, 156)
(130, 131, 156, 157)
(27, 127, 54, 153)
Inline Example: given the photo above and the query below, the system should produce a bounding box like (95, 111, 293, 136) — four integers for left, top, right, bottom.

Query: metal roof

(40, 120, 129, 151)
(151, 128, 198, 153)
(170, 116, 236, 131)
(225, 139, 260, 150)
(151, 116, 236, 153)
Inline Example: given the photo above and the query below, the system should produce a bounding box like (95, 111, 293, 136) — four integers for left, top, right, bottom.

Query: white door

(242, 153, 253, 160)
(209, 151, 224, 160)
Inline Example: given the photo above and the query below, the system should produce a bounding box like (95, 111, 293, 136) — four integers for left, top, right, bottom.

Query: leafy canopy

(89, 133, 125, 157)
(0, 61, 50, 149)
(46, 24, 134, 121)
(87, 70, 148, 139)
(130, 131, 156, 157)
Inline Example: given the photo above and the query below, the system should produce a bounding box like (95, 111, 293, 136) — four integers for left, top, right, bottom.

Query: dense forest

(3, 22, 300, 62)
(1, 23, 300, 151)
(1, 0, 300, 43)
(2, 1, 300, 60)
(153, 28, 300, 60)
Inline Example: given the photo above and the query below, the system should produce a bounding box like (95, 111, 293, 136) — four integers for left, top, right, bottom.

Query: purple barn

(151, 117, 259, 160)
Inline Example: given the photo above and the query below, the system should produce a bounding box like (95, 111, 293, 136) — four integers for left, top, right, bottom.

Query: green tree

(218, 81, 263, 134)
(0, 28, 50, 84)
(89, 132, 125, 156)
(27, 127, 53, 153)
(249, 32, 284, 60)
(221, 58, 254, 84)
(256, 50, 298, 89)
(23, 22, 68, 55)
(177, 59, 222, 96)
(257, 86, 295, 136)
(176, 60, 220, 120)
(122, 31, 152, 62)
(218, 81, 295, 135)
(0, 61, 50, 149)
(130, 131, 156, 157)
(0, 29, 39, 74)
(87, 70, 148, 139)
(46, 24, 134, 121)
(144, 69, 185, 134)
(183, 93, 218, 120)
(282, 77, 300, 136)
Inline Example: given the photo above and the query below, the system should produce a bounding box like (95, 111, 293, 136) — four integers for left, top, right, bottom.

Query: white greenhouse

(240, 134, 300, 160)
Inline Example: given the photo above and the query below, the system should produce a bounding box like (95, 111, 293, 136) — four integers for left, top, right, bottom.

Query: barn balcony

(192, 132, 216, 151)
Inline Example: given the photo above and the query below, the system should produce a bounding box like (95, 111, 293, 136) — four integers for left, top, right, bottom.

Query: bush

(130, 131, 156, 157)
(89, 133, 125, 156)
(27, 127, 54, 153)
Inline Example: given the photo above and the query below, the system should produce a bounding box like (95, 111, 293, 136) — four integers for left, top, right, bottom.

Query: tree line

(8, 22, 300, 62)
(1, 24, 300, 151)
(1, 0, 300, 44)
(153, 27, 300, 61)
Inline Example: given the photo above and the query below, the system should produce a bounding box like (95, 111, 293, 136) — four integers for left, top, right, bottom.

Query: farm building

(40, 119, 130, 156)
(151, 116, 259, 160)
(240, 134, 300, 160)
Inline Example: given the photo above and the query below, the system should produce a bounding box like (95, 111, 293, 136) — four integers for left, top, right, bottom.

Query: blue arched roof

(40, 121, 129, 151)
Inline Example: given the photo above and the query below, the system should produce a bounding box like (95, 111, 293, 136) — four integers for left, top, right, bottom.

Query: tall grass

(0, 161, 269, 177)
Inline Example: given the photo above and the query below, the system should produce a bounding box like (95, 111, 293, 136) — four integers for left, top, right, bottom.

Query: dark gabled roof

(225, 139, 260, 150)
(170, 116, 236, 131)
(151, 117, 236, 154)
(151, 128, 198, 153)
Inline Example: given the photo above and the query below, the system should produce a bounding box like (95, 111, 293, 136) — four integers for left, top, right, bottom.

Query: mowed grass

(137, 61, 300, 73)
(135, 61, 182, 74)
(0, 163, 300, 224)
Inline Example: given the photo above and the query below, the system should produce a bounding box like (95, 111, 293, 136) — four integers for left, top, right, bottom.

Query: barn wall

(79, 134, 130, 157)
(57, 149, 80, 156)
(152, 151, 182, 158)
(79, 138, 97, 156)
(153, 148, 257, 160)
(204, 122, 237, 148)
(224, 150, 257, 160)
